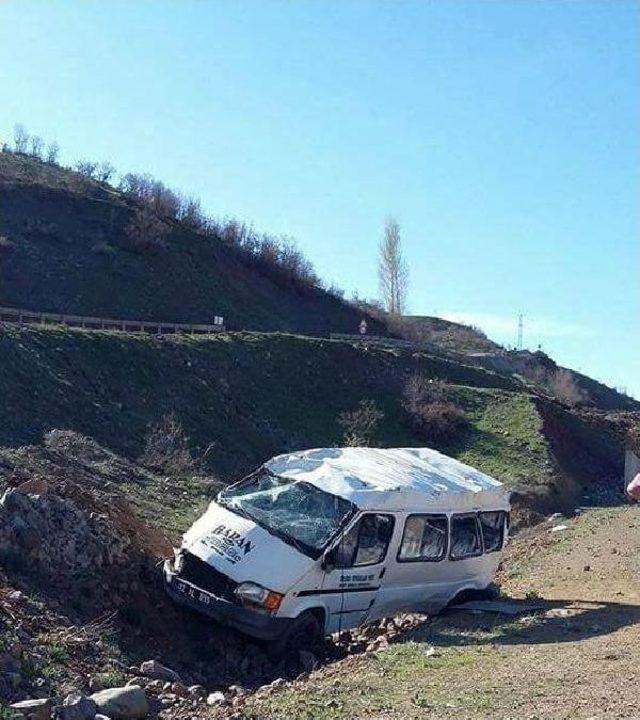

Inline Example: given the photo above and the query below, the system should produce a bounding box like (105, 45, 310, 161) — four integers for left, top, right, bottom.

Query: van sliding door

(319, 513, 395, 633)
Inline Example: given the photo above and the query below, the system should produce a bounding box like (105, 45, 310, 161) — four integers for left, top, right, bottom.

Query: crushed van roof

(265, 447, 509, 512)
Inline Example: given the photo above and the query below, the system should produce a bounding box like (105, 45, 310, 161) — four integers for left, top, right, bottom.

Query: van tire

(449, 583, 501, 606)
(268, 610, 323, 660)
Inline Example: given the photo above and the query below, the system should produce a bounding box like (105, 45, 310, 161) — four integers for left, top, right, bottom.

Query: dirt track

(246, 505, 640, 720)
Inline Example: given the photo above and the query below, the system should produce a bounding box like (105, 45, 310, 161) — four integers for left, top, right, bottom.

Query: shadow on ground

(405, 597, 640, 649)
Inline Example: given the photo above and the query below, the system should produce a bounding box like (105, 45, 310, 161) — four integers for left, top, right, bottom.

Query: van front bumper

(163, 560, 291, 641)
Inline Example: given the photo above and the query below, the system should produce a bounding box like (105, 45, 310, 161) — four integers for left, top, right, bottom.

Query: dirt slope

(247, 504, 640, 720)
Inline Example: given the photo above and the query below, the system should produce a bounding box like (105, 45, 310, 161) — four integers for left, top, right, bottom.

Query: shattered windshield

(219, 470, 355, 558)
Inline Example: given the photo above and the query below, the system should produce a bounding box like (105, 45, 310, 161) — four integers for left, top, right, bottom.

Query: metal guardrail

(0, 306, 225, 335)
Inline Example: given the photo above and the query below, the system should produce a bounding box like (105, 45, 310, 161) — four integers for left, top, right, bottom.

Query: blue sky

(0, 0, 638, 396)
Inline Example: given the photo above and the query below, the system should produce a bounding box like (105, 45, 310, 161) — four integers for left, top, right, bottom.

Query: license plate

(173, 578, 215, 606)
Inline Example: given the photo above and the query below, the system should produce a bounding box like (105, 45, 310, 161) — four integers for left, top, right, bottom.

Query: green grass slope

(0, 325, 624, 522)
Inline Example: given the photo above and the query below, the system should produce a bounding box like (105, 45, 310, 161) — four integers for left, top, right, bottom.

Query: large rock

(206, 692, 227, 707)
(9, 699, 52, 720)
(89, 686, 148, 720)
(61, 693, 98, 720)
(0, 485, 129, 581)
(139, 660, 179, 682)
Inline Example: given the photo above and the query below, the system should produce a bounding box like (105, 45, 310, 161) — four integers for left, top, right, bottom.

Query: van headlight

(234, 582, 284, 613)
(173, 548, 185, 574)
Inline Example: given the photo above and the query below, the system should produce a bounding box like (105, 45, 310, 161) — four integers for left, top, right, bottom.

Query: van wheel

(268, 610, 322, 660)
(450, 583, 501, 606)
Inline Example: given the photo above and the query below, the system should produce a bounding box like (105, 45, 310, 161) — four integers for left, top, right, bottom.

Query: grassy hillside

(0, 152, 383, 335)
(0, 324, 624, 522)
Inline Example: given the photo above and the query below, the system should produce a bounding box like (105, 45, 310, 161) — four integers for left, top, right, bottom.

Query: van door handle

(379, 567, 386, 579)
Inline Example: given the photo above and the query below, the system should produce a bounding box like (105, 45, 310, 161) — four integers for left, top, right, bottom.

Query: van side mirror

(321, 547, 337, 573)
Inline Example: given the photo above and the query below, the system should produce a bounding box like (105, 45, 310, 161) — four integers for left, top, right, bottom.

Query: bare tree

(95, 161, 116, 183)
(75, 160, 98, 178)
(29, 136, 44, 159)
(13, 124, 29, 153)
(378, 216, 408, 315)
(46, 141, 60, 164)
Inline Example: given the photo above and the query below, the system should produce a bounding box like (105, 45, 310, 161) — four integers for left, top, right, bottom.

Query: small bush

(140, 413, 198, 475)
(402, 373, 447, 414)
(124, 206, 169, 254)
(411, 401, 468, 442)
(338, 399, 384, 447)
(94, 668, 125, 688)
(402, 373, 466, 442)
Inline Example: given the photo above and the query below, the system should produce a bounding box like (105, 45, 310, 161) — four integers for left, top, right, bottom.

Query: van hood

(181, 502, 315, 593)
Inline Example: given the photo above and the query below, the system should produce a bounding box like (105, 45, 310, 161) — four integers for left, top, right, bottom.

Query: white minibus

(164, 447, 510, 652)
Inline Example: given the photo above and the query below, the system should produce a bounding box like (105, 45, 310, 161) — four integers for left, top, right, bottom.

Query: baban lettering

(201, 524, 255, 563)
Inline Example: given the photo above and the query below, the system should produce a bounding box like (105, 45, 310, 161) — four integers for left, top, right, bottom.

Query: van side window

(449, 513, 482, 560)
(479, 511, 506, 553)
(334, 514, 395, 568)
(398, 514, 448, 562)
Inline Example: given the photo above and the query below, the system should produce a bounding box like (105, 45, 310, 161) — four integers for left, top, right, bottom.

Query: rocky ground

(0, 434, 427, 720)
(1, 433, 638, 720)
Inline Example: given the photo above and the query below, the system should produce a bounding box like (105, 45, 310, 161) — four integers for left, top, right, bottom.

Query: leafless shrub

(46, 141, 60, 164)
(216, 219, 320, 291)
(550, 369, 584, 407)
(119, 173, 322, 289)
(279, 238, 319, 287)
(140, 413, 197, 475)
(124, 206, 169, 254)
(75, 160, 99, 178)
(13, 124, 29, 153)
(338, 399, 384, 447)
(402, 373, 466, 442)
(326, 282, 345, 300)
(177, 195, 205, 229)
(120, 173, 187, 222)
(151, 183, 181, 219)
(402, 374, 447, 413)
(119, 172, 152, 200)
(95, 161, 116, 183)
(412, 402, 467, 442)
(30, 135, 44, 159)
